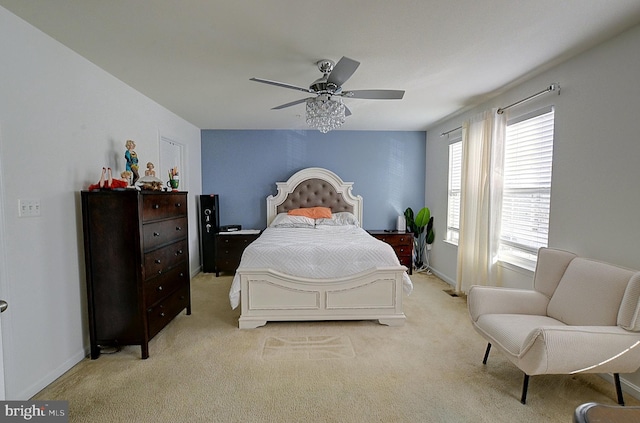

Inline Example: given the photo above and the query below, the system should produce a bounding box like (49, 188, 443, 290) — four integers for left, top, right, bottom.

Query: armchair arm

(468, 285, 550, 322)
(519, 326, 640, 375)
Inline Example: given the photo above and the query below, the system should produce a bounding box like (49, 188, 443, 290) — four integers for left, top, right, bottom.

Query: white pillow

(269, 213, 315, 228)
(315, 212, 360, 228)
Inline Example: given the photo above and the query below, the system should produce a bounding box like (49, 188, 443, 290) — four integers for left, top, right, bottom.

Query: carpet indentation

(262, 336, 355, 360)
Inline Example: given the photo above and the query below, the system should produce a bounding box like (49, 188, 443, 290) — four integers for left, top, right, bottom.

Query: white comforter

(229, 225, 413, 309)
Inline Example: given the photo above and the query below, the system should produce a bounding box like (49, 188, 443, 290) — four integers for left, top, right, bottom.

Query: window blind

(499, 107, 554, 265)
(447, 140, 462, 244)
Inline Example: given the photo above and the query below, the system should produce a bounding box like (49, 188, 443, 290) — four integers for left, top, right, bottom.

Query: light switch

(18, 199, 41, 217)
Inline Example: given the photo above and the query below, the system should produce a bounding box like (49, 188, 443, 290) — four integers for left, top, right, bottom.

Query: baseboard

(18, 349, 86, 400)
(191, 264, 202, 278)
(427, 266, 456, 287)
(600, 373, 640, 402)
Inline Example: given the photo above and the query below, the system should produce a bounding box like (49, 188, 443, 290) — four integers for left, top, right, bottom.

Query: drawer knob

(175, 249, 184, 255)
(179, 272, 184, 277)
(155, 259, 161, 264)
(157, 285, 163, 291)
(153, 204, 159, 209)
(175, 203, 181, 207)
(160, 312, 165, 318)
(153, 232, 160, 237)
(175, 226, 182, 231)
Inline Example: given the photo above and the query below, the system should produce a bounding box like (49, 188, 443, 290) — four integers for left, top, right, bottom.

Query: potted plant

(404, 207, 434, 270)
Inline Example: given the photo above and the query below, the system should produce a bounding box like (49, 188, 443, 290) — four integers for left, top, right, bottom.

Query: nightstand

(367, 230, 413, 274)
(215, 230, 261, 276)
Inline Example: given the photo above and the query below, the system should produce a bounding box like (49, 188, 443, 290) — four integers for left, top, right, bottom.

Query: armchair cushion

(468, 286, 549, 322)
(532, 247, 576, 298)
(474, 314, 564, 357)
(517, 325, 640, 375)
(547, 258, 634, 326)
(618, 273, 640, 331)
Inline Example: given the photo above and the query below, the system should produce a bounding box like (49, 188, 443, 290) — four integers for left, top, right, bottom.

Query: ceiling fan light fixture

(305, 95, 345, 133)
(251, 56, 404, 132)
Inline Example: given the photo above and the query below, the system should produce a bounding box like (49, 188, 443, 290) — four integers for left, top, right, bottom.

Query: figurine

(121, 170, 132, 186)
(88, 167, 129, 190)
(137, 162, 164, 191)
(145, 162, 156, 177)
(124, 140, 139, 184)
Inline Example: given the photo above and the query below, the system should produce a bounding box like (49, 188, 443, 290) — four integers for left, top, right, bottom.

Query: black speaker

(199, 194, 219, 273)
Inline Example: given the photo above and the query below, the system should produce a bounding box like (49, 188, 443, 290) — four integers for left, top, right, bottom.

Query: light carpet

(33, 272, 638, 422)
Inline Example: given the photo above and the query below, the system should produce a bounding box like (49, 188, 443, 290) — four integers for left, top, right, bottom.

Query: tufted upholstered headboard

(266, 168, 363, 226)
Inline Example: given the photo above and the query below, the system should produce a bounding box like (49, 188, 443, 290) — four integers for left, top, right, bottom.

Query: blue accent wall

(201, 130, 426, 230)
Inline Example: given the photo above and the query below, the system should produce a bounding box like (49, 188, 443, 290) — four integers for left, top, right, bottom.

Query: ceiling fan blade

(342, 89, 405, 100)
(250, 77, 314, 94)
(326, 56, 360, 87)
(271, 97, 312, 110)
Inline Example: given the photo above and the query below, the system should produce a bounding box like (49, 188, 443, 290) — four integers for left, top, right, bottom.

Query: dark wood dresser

(81, 190, 191, 359)
(215, 231, 261, 276)
(368, 230, 414, 274)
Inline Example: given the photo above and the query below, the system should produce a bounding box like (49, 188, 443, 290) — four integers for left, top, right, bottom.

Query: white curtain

(455, 109, 506, 294)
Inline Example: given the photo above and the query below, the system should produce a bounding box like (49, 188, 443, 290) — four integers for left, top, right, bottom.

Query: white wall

(425, 22, 640, 395)
(0, 7, 202, 399)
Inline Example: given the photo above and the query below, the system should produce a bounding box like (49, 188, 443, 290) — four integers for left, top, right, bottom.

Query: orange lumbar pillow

(287, 207, 332, 219)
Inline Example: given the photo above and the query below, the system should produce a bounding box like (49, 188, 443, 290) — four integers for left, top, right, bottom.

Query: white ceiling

(3, 1, 640, 131)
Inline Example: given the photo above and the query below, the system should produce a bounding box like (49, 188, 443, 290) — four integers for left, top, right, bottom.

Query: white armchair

(468, 247, 640, 404)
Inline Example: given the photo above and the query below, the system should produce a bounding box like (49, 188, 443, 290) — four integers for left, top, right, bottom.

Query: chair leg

(482, 343, 492, 365)
(521, 374, 530, 404)
(614, 373, 625, 406)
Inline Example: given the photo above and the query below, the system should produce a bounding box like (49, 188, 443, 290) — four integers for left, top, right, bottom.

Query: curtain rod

(440, 126, 462, 137)
(440, 83, 560, 137)
(497, 83, 560, 114)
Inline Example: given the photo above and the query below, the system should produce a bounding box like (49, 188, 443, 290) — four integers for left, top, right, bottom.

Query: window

(498, 106, 555, 269)
(447, 140, 463, 244)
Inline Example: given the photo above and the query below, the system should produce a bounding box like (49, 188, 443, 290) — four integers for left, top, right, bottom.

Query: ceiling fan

(250, 56, 405, 132)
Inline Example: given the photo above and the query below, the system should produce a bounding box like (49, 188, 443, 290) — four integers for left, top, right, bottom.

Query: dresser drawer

(143, 239, 188, 279)
(143, 217, 187, 251)
(393, 242, 412, 256)
(215, 235, 258, 259)
(216, 234, 258, 250)
(142, 194, 186, 221)
(397, 255, 413, 270)
(144, 262, 189, 307)
(147, 285, 190, 338)
(374, 234, 413, 248)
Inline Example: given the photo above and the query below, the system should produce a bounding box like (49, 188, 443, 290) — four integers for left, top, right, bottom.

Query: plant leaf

(414, 207, 431, 228)
(404, 208, 416, 233)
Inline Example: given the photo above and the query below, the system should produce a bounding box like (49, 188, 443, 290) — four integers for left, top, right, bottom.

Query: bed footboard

(238, 267, 407, 329)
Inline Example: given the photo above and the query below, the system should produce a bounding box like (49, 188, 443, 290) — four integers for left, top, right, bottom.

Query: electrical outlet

(18, 199, 41, 217)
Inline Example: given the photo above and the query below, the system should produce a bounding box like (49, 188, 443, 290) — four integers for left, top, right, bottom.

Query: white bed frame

(238, 167, 408, 329)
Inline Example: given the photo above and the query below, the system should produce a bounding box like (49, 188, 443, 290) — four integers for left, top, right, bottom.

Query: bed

(230, 167, 413, 329)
